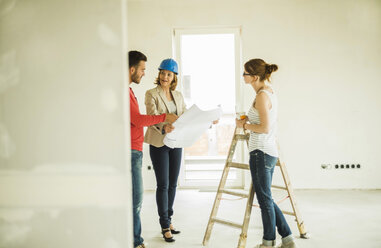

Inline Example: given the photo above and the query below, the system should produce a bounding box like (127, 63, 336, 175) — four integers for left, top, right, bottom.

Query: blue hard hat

(158, 58, 178, 75)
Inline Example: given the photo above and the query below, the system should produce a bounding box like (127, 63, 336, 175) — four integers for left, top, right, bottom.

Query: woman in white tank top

(236, 59, 297, 248)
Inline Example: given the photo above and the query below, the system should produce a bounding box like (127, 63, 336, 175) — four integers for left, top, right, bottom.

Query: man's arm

(130, 92, 177, 127)
(130, 93, 166, 127)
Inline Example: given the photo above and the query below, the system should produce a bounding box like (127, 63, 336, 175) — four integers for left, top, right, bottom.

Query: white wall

(0, 0, 132, 247)
(128, 0, 381, 189)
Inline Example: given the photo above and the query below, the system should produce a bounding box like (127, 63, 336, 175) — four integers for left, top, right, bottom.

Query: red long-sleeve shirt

(130, 87, 166, 151)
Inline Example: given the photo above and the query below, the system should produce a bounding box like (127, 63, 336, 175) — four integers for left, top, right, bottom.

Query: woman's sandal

(161, 228, 175, 242)
(170, 225, 181, 234)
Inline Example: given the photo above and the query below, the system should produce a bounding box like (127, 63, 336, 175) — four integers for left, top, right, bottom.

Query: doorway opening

(174, 27, 243, 189)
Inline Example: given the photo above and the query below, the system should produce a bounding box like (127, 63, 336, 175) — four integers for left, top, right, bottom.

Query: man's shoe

(135, 243, 146, 248)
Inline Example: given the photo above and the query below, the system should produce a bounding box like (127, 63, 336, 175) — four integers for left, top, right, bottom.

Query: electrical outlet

(321, 164, 332, 169)
(333, 163, 361, 169)
(322, 163, 361, 169)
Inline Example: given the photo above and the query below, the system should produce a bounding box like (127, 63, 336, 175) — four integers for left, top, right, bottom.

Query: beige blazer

(144, 86, 186, 147)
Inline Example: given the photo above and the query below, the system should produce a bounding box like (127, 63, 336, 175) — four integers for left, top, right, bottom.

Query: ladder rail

(237, 134, 254, 248)
(276, 141, 308, 237)
(202, 130, 240, 245)
(237, 182, 255, 248)
(277, 159, 307, 236)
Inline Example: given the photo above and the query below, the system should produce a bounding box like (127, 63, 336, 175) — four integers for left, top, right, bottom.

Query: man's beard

(131, 72, 141, 84)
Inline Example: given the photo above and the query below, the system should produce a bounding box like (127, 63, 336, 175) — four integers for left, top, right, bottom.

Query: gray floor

(140, 189, 381, 248)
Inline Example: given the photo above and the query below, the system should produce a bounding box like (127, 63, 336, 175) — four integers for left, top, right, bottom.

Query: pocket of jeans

(264, 154, 276, 170)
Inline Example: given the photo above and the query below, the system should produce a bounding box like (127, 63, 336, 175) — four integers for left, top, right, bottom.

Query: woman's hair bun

(266, 64, 278, 74)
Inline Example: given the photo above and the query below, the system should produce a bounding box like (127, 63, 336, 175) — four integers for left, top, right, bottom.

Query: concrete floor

(140, 189, 381, 248)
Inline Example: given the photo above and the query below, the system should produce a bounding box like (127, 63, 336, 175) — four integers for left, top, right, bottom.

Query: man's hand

(165, 113, 178, 124)
(163, 124, 175, 134)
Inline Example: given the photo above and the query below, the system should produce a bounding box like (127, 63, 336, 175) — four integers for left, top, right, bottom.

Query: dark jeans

(150, 145, 182, 229)
(131, 149, 144, 247)
(249, 149, 292, 245)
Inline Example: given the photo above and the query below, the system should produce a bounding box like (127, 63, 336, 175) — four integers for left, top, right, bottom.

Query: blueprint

(163, 104, 223, 148)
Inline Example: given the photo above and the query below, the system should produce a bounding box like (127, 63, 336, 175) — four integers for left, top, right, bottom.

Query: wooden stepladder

(202, 128, 308, 248)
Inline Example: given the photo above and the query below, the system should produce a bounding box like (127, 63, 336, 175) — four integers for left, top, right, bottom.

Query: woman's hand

(212, 119, 219, 125)
(235, 118, 247, 128)
(163, 124, 175, 134)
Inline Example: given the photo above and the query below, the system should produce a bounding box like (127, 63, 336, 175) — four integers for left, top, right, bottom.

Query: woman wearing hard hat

(144, 58, 185, 243)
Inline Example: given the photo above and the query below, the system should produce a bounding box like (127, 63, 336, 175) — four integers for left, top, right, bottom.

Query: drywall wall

(0, 0, 132, 247)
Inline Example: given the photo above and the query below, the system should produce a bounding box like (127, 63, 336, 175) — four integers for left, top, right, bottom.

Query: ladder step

(235, 134, 249, 140)
(271, 185, 287, 190)
(282, 210, 296, 216)
(228, 162, 250, 170)
(212, 218, 243, 229)
(220, 189, 249, 198)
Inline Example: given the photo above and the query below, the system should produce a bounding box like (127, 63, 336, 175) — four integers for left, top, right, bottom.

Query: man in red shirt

(129, 51, 177, 248)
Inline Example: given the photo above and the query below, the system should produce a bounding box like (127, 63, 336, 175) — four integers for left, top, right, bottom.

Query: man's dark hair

(128, 50, 147, 68)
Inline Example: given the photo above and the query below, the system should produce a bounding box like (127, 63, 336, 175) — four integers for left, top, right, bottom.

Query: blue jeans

(131, 149, 144, 247)
(249, 149, 292, 245)
(149, 145, 182, 229)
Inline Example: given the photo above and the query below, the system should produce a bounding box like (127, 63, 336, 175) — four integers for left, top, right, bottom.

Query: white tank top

(247, 89, 278, 157)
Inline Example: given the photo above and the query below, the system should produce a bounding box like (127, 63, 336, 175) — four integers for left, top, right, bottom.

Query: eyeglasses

(242, 73, 252, 76)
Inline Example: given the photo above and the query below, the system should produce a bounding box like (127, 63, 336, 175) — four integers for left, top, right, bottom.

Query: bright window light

(181, 34, 235, 113)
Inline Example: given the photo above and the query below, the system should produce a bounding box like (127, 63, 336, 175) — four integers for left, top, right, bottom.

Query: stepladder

(202, 128, 309, 248)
